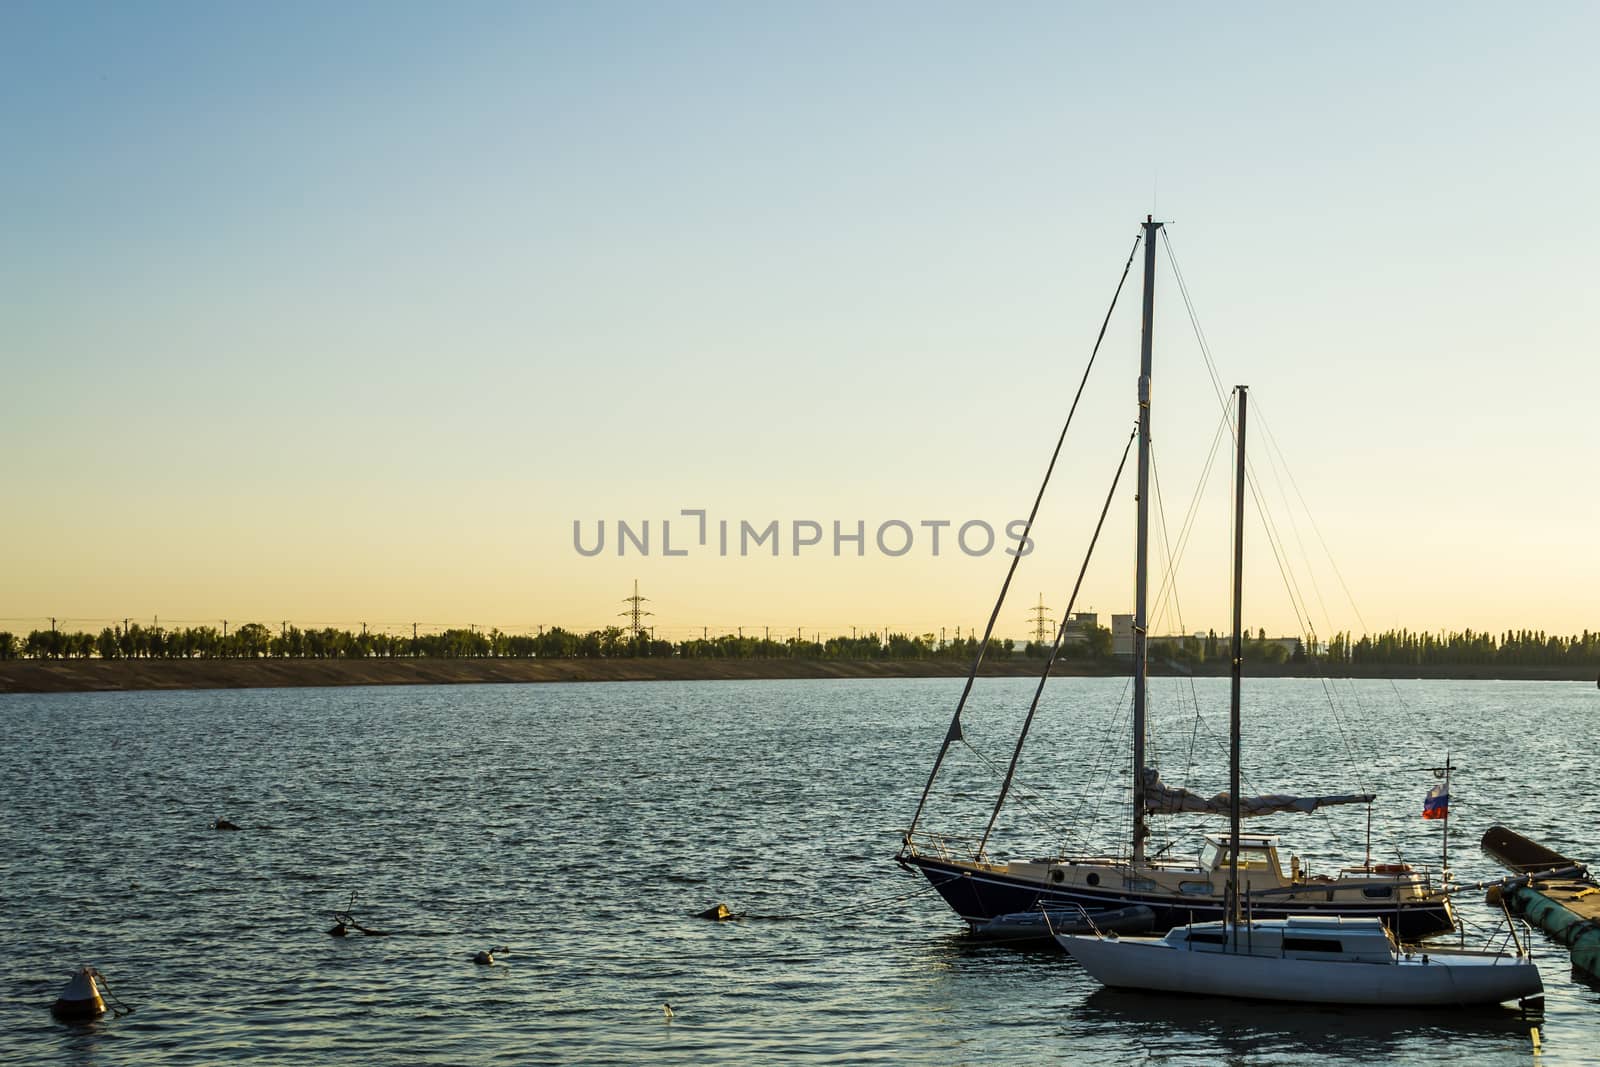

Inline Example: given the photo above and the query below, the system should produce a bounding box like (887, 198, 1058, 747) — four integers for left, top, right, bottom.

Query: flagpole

(1442, 751, 1451, 874)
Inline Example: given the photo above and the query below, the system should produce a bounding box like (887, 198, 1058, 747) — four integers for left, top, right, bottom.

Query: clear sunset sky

(3, 3, 1596, 642)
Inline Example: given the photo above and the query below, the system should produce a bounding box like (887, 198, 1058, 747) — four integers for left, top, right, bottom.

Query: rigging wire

(1160, 232, 1380, 800)
(903, 233, 1142, 847)
(977, 426, 1140, 857)
(1059, 675, 1134, 858)
(1148, 441, 1202, 848)
(1146, 403, 1234, 797)
(1160, 229, 1230, 417)
(1252, 402, 1336, 643)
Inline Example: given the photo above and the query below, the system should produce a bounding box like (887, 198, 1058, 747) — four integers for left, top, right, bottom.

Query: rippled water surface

(2, 677, 1597, 1064)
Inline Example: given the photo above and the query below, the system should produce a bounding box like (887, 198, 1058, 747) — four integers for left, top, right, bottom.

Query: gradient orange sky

(3, 4, 1596, 643)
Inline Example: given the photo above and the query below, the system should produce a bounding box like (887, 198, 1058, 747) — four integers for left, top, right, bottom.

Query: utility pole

(361, 622, 368, 638)
(281, 621, 287, 639)
(222, 619, 228, 639)
(1028, 594, 1053, 644)
(619, 579, 652, 639)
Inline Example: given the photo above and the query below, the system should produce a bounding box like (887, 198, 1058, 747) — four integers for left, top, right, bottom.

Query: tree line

(1, 622, 1595, 668)
(0, 622, 1019, 662)
(1322, 628, 1600, 668)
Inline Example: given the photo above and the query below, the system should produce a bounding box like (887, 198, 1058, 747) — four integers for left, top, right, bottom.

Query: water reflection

(1073, 986, 1538, 1061)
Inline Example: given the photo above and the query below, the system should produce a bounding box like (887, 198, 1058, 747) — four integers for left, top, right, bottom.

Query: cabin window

(1085, 872, 1100, 886)
(1179, 881, 1212, 895)
(1200, 843, 1274, 871)
(1051, 869, 1065, 884)
(1362, 886, 1393, 898)
(1282, 937, 1343, 953)
(1187, 932, 1228, 945)
(1235, 847, 1273, 871)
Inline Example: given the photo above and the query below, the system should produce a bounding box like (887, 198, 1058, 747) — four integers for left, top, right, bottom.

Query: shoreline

(0, 657, 1593, 694)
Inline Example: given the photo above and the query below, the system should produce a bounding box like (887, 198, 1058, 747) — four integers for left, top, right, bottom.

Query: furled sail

(1142, 768, 1374, 817)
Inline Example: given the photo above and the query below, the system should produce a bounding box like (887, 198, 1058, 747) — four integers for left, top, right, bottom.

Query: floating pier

(1482, 825, 1600, 978)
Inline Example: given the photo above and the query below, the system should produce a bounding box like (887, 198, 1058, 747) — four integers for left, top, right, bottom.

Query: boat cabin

(1198, 833, 1285, 883)
(1161, 914, 1398, 963)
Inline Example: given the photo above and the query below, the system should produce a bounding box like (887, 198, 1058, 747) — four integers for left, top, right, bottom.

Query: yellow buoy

(51, 967, 106, 1022)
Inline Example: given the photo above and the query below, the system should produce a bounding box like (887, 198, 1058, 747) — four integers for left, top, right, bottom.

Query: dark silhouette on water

(327, 892, 391, 937)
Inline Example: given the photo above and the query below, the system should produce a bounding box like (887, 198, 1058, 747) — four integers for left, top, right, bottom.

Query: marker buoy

(51, 967, 106, 1022)
(696, 903, 733, 921)
(474, 950, 495, 965)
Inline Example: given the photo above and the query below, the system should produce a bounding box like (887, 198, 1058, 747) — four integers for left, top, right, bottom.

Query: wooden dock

(1481, 825, 1600, 978)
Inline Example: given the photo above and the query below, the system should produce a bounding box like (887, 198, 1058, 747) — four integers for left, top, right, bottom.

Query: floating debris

(695, 902, 736, 921)
(327, 892, 391, 937)
(211, 819, 242, 831)
(662, 1002, 674, 1020)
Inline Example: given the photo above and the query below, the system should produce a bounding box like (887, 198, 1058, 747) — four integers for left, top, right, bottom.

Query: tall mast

(1131, 215, 1162, 865)
(1228, 385, 1248, 939)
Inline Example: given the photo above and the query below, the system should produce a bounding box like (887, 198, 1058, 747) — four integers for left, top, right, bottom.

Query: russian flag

(1422, 781, 1449, 820)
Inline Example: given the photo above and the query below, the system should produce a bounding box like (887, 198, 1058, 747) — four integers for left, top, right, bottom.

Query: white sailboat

(898, 217, 1454, 938)
(1055, 386, 1543, 1009)
(1059, 913, 1542, 1007)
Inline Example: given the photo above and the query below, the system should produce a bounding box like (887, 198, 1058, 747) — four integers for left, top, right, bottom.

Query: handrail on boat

(900, 830, 987, 863)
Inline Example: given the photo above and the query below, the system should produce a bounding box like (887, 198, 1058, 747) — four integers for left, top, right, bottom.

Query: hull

(901, 853, 1457, 940)
(972, 904, 1155, 942)
(1059, 936, 1543, 1007)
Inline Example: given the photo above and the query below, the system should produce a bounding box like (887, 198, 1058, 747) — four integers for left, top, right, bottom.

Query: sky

(2, 2, 1596, 643)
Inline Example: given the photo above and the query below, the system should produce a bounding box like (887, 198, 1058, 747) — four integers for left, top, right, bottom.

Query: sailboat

(1054, 386, 1543, 1008)
(896, 217, 1455, 938)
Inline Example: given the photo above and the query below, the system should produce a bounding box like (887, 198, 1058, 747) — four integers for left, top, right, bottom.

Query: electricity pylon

(1028, 594, 1053, 644)
(620, 579, 653, 639)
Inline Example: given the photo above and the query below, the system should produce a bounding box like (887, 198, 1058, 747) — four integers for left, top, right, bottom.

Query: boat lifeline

(896, 218, 1454, 938)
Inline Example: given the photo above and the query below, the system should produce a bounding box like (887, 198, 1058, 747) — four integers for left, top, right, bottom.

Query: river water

(1, 677, 1596, 1065)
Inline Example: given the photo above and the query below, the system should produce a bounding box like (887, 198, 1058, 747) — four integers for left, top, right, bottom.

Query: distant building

(1061, 611, 1099, 646)
(1112, 614, 1135, 657)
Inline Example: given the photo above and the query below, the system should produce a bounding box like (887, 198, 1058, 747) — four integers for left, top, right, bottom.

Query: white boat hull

(1059, 935, 1543, 1007)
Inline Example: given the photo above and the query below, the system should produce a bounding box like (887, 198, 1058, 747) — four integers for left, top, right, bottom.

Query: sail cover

(1142, 768, 1374, 817)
